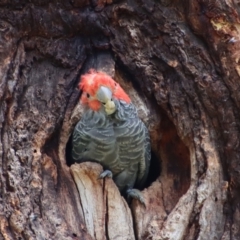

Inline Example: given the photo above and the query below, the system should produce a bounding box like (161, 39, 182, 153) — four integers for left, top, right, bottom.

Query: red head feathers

(79, 69, 131, 111)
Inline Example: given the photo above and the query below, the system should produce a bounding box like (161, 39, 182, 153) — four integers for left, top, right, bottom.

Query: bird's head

(79, 69, 131, 115)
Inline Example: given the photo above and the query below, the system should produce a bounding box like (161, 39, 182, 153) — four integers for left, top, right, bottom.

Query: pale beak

(97, 86, 116, 115)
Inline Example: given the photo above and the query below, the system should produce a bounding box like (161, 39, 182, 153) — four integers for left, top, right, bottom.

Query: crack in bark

(0, 108, 6, 196)
(159, 180, 167, 219)
(104, 179, 110, 240)
(76, 177, 86, 225)
(183, 203, 202, 240)
(129, 205, 137, 240)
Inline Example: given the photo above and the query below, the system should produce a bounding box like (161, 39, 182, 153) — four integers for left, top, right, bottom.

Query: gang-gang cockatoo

(72, 69, 151, 204)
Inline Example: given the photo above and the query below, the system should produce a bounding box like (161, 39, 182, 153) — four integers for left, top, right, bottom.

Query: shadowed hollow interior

(157, 111, 191, 212)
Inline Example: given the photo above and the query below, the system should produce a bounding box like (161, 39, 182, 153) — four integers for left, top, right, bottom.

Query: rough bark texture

(0, 0, 240, 239)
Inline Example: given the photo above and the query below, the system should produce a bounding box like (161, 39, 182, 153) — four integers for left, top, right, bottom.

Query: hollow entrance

(64, 66, 190, 209)
(65, 108, 191, 210)
(157, 111, 191, 212)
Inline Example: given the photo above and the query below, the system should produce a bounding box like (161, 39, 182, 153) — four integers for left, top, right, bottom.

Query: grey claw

(127, 189, 145, 206)
(98, 170, 113, 179)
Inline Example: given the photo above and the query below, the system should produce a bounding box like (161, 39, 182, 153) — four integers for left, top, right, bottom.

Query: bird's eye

(86, 93, 90, 98)
(102, 102, 106, 105)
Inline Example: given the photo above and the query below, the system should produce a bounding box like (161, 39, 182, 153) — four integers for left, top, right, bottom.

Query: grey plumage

(72, 98, 151, 195)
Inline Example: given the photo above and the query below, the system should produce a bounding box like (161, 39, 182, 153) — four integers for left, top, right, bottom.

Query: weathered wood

(0, 0, 240, 239)
(70, 163, 134, 240)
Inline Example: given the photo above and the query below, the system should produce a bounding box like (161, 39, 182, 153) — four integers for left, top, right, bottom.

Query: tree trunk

(0, 0, 240, 239)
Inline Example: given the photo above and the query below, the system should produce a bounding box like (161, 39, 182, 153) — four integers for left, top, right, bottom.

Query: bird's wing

(137, 124, 151, 187)
(71, 119, 91, 161)
(114, 117, 150, 188)
(72, 111, 117, 165)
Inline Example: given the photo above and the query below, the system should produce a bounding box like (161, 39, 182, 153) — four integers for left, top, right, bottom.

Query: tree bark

(0, 0, 240, 239)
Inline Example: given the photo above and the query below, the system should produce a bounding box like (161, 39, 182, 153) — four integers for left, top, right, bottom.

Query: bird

(71, 69, 151, 204)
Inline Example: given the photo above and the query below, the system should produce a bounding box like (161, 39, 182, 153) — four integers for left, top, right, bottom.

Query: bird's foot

(98, 170, 113, 179)
(126, 189, 145, 206)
